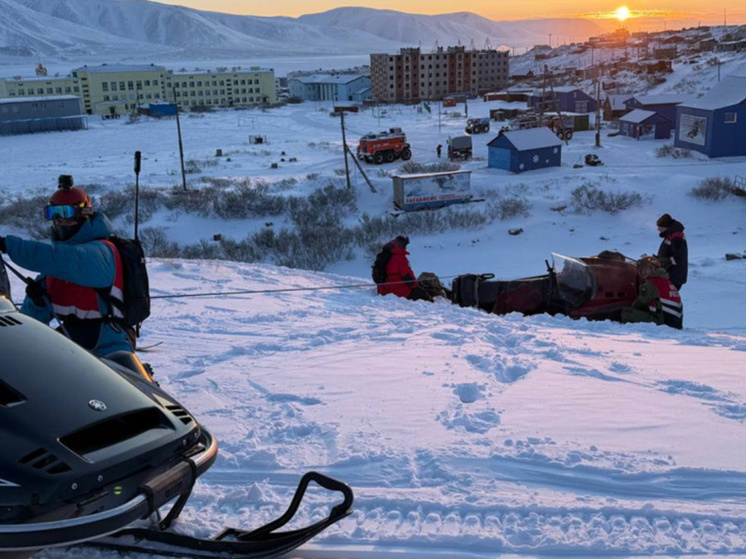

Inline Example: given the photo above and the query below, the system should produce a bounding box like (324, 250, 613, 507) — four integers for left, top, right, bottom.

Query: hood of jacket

(659, 220, 685, 238)
(52, 212, 115, 245)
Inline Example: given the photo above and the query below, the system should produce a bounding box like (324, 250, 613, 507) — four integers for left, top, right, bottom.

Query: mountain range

(0, 0, 611, 62)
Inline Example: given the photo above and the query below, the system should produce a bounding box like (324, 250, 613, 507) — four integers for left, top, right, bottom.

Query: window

(111, 82, 117, 91)
(119, 82, 125, 90)
(37, 88, 43, 94)
(725, 112, 737, 123)
(102, 82, 109, 91)
(18, 89, 24, 95)
(136, 81, 142, 89)
(144, 80, 151, 86)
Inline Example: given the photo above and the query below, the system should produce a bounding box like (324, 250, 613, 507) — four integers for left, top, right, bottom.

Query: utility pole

(340, 110, 352, 190)
(173, 87, 187, 191)
(134, 151, 141, 241)
(594, 70, 602, 148)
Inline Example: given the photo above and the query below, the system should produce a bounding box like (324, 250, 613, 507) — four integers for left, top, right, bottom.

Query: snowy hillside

(8, 258, 746, 558)
(1, 0, 611, 62)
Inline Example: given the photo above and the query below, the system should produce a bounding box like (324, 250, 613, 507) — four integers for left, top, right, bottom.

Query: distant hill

(1, 0, 608, 61)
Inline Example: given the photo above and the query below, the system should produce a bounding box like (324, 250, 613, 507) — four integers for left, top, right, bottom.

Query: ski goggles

(44, 204, 81, 221)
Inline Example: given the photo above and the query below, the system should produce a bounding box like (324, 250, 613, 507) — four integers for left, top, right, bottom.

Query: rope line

(150, 275, 462, 301)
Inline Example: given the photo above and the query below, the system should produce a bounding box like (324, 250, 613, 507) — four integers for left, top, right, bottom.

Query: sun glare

(615, 5, 631, 21)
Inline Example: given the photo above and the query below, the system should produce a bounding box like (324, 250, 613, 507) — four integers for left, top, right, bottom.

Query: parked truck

(393, 170, 472, 211)
(465, 117, 490, 134)
(447, 136, 473, 161)
(357, 128, 412, 164)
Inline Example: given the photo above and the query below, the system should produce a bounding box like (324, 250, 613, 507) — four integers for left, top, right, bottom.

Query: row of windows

(101, 80, 159, 92)
(171, 78, 261, 88)
(174, 88, 262, 97)
(102, 93, 162, 102)
(0, 101, 68, 113)
(12, 86, 80, 95)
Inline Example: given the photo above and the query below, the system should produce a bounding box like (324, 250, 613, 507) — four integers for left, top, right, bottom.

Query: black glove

(0, 236, 5, 253)
(25, 279, 46, 307)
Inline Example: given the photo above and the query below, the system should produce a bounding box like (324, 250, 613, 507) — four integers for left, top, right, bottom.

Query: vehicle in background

(357, 127, 412, 164)
(465, 117, 490, 134)
(447, 135, 473, 161)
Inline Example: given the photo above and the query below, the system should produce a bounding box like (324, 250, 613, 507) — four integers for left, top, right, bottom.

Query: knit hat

(395, 235, 410, 247)
(656, 213, 673, 228)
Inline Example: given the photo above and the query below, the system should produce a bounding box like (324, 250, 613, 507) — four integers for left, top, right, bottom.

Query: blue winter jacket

(5, 213, 133, 357)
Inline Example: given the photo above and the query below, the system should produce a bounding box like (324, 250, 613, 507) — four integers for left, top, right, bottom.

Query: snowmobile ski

(82, 471, 354, 558)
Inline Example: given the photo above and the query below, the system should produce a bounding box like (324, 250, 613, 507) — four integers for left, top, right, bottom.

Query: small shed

(617, 109, 673, 139)
(487, 128, 562, 174)
(674, 75, 746, 157)
(624, 94, 691, 123)
(603, 94, 634, 120)
(0, 96, 85, 135)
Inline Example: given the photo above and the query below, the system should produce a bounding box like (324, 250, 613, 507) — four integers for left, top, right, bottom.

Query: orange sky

(154, 0, 744, 24)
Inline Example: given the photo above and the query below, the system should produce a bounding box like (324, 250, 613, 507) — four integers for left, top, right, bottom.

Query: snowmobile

(451, 251, 640, 322)
(0, 256, 353, 559)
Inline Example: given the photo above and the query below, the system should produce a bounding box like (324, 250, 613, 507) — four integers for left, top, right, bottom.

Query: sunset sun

(615, 5, 631, 21)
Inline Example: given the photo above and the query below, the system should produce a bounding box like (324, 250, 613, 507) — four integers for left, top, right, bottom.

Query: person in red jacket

(376, 236, 431, 301)
(621, 256, 683, 329)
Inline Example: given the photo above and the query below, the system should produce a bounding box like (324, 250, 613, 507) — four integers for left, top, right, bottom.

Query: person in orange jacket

(376, 236, 431, 301)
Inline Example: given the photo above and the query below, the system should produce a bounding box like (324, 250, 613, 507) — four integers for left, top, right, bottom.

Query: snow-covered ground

(2, 55, 746, 558)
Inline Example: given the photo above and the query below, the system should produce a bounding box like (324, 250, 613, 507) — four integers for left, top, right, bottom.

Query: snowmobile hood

(0, 303, 204, 517)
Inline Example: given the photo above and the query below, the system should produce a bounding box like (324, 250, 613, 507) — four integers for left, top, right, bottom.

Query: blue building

(674, 75, 746, 157)
(138, 101, 177, 117)
(0, 96, 85, 135)
(624, 94, 691, 123)
(530, 86, 596, 113)
(488, 128, 562, 174)
(617, 109, 673, 139)
(287, 74, 371, 102)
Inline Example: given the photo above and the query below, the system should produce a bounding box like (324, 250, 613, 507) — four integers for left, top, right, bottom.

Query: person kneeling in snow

(621, 256, 683, 329)
(376, 236, 432, 302)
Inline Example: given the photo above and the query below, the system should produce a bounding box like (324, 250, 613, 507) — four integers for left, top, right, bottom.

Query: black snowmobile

(0, 256, 353, 559)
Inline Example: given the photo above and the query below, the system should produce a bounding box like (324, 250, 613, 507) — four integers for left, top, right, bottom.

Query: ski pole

(0, 255, 72, 340)
(134, 150, 141, 242)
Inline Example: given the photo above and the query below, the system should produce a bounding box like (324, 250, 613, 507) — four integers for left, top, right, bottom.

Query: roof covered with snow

(72, 63, 165, 74)
(618, 108, 660, 123)
(682, 74, 746, 110)
(607, 94, 634, 110)
(629, 94, 692, 106)
(489, 127, 562, 150)
(0, 95, 80, 104)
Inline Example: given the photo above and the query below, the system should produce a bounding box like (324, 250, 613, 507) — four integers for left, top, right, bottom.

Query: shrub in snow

(656, 145, 692, 159)
(691, 177, 742, 201)
(570, 183, 642, 214)
(397, 161, 460, 174)
(139, 227, 181, 258)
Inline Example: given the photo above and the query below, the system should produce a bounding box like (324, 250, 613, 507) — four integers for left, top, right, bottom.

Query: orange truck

(357, 127, 412, 164)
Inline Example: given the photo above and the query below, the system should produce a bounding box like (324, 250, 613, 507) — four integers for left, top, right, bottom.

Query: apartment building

(370, 46, 509, 103)
(0, 75, 81, 99)
(1, 63, 276, 116)
(72, 64, 166, 117)
(164, 66, 276, 109)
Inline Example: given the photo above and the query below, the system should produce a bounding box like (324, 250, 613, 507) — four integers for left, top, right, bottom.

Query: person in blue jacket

(0, 175, 133, 358)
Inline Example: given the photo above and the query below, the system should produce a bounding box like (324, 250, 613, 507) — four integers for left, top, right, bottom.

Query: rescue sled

(451, 251, 640, 322)
(0, 256, 352, 559)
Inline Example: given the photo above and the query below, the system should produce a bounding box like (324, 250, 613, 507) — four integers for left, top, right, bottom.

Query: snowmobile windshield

(552, 253, 594, 308)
